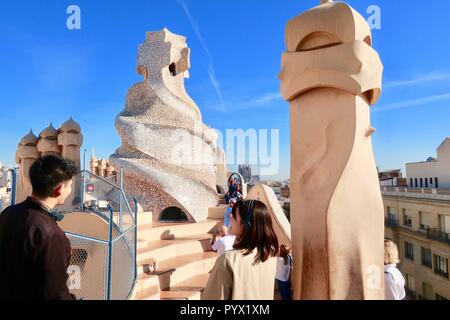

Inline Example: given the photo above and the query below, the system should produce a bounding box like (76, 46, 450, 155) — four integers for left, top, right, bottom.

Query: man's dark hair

(29, 155, 79, 198)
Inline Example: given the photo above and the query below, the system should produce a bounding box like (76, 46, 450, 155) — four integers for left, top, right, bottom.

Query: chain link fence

(62, 170, 137, 300)
(7, 166, 137, 300)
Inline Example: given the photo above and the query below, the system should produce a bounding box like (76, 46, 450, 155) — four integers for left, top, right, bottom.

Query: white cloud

(209, 91, 283, 112)
(375, 92, 450, 112)
(248, 92, 281, 105)
(177, 0, 225, 109)
(384, 71, 450, 89)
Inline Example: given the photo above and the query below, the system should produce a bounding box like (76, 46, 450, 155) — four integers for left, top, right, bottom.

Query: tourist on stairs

(202, 199, 279, 300)
(224, 198, 236, 228)
(211, 225, 236, 257)
(225, 178, 236, 204)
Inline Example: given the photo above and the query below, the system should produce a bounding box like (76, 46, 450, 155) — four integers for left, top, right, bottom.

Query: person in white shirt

(275, 244, 292, 300)
(211, 225, 236, 256)
(384, 239, 406, 300)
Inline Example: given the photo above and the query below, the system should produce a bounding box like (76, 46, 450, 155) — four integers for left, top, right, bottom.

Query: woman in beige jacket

(202, 199, 279, 300)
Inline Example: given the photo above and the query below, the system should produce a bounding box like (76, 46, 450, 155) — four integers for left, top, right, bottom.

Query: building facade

(379, 169, 407, 187)
(238, 164, 252, 183)
(406, 138, 450, 189)
(383, 187, 450, 300)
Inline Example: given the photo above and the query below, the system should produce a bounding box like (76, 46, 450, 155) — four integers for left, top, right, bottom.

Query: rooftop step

(135, 252, 217, 300)
(208, 205, 228, 220)
(137, 234, 212, 263)
(169, 273, 211, 293)
(138, 219, 221, 242)
(159, 290, 201, 300)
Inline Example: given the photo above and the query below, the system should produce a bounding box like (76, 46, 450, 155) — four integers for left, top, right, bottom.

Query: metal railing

(385, 216, 398, 227)
(385, 216, 450, 247)
(67, 169, 137, 300)
(7, 162, 138, 300)
(405, 288, 417, 300)
(428, 228, 450, 246)
(381, 186, 450, 199)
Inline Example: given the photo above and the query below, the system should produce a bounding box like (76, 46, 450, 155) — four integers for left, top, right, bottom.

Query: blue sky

(1, 0, 450, 180)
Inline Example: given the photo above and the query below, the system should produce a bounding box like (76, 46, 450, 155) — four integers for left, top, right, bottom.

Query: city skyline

(1, 1, 450, 180)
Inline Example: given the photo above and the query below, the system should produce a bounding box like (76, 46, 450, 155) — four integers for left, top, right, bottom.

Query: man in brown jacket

(0, 155, 78, 300)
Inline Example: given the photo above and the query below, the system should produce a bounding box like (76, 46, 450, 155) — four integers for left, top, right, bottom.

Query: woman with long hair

(202, 199, 279, 300)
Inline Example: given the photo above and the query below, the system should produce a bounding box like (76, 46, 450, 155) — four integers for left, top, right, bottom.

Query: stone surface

(110, 29, 226, 222)
(15, 119, 83, 206)
(279, 1, 384, 300)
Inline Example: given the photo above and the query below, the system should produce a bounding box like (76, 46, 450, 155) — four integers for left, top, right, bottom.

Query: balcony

(405, 288, 417, 300)
(434, 268, 449, 279)
(381, 186, 450, 202)
(428, 228, 450, 246)
(385, 216, 398, 228)
(385, 220, 450, 247)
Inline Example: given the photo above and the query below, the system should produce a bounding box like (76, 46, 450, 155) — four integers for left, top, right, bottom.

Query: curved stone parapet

(110, 29, 223, 222)
(246, 183, 291, 247)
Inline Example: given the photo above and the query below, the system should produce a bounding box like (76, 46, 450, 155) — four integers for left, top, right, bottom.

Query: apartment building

(383, 187, 450, 300)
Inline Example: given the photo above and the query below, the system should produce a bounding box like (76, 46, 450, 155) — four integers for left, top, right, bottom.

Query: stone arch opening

(159, 206, 188, 222)
(169, 63, 177, 76)
(216, 185, 225, 194)
(228, 172, 244, 184)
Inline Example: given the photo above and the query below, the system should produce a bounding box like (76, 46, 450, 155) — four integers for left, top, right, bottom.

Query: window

(425, 178, 428, 188)
(405, 274, 415, 292)
(387, 207, 397, 226)
(415, 178, 418, 188)
(436, 293, 448, 300)
(404, 241, 414, 261)
(410, 178, 413, 187)
(419, 212, 431, 230)
(403, 211, 412, 227)
(422, 282, 434, 300)
(420, 178, 423, 188)
(421, 247, 432, 268)
(430, 178, 433, 185)
(434, 255, 449, 279)
(435, 177, 439, 188)
(438, 215, 450, 233)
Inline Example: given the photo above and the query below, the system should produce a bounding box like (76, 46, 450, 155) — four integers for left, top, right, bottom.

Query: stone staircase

(131, 193, 229, 300)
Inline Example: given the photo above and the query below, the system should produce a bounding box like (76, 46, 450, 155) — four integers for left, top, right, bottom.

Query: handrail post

(81, 149, 87, 211)
(119, 167, 123, 232)
(106, 205, 114, 300)
(10, 167, 17, 206)
(133, 197, 138, 281)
